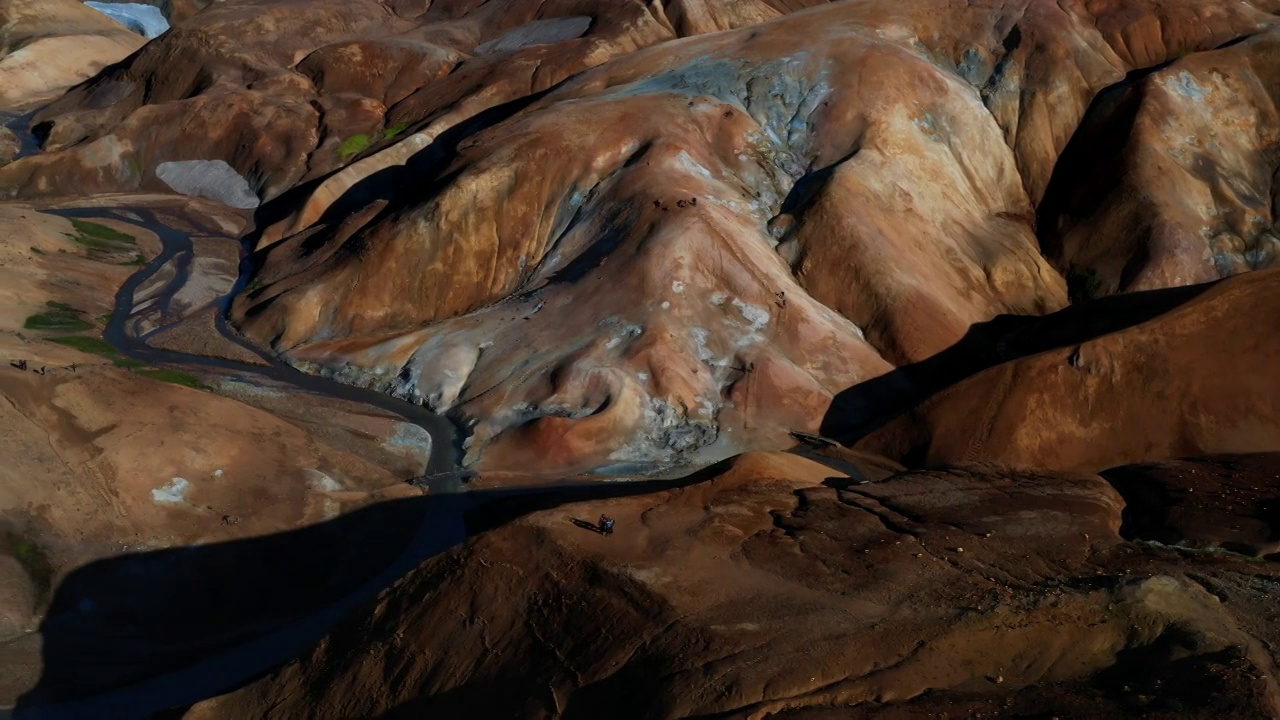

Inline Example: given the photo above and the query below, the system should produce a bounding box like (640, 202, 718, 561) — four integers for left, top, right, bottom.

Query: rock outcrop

(853, 269, 1280, 474)
(192, 452, 1280, 718)
(1040, 30, 1280, 297)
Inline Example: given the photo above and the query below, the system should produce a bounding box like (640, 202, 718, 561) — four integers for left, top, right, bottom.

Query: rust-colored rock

(219, 0, 1280, 474)
(853, 270, 1280, 473)
(2, 1, 1280, 715)
(1040, 32, 1280, 296)
(191, 453, 1280, 718)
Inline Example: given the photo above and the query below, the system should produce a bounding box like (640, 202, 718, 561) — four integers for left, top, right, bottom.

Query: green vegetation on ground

(65, 218, 137, 256)
(24, 304, 92, 331)
(337, 133, 371, 161)
(7, 533, 53, 609)
(31, 303, 211, 389)
(383, 122, 411, 140)
(70, 219, 135, 244)
(136, 368, 208, 389)
(49, 335, 145, 368)
(244, 276, 265, 294)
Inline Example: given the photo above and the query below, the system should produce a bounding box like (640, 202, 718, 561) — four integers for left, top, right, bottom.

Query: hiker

(10, 359, 26, 371)
(599, 515, 616, 536)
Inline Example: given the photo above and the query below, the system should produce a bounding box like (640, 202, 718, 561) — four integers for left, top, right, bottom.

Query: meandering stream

(50, 205, 468, 488)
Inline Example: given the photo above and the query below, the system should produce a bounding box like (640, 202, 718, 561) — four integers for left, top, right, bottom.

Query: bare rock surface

(1040, 31, 1280, 296)
(192, 452, 1280, 718)
(853, 269, 1280, 474)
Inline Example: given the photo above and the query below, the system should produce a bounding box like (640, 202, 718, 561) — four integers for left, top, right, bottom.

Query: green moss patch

(24, 306, 92, 331)
(136, 368, 208, 389)
(337, 134, 371, 161)
(4, 532, 54, 610)
(70, 219, 135, 244)
(48, 335, 145, 368)
(382, 122, 411, 140)
(66, 219, 137, 256)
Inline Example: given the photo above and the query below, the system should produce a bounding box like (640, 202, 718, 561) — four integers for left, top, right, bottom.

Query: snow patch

(86, 2, 169, 39)
(1166, 70, 1207, 101)
(305, 469, 344, 492)
(156, 160, 260, 209)
(731, 299, 771, 330)
(475, 16, 592, 56)
(152, 477, 190, 504)
(383, 422, 433, 456)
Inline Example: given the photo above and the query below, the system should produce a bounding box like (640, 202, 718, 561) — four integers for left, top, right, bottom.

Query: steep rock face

(854, 269, 1280, 473)
(0, 0, 145, 109)
(1040, 31, 1280, 297)
(191, 452, 1280, 718)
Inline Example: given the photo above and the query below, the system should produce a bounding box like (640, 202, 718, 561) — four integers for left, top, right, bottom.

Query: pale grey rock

(156, 159, 260, 209)
(475, 17, 592, 56)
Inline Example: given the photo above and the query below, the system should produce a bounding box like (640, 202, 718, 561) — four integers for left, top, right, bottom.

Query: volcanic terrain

(1, 0, 1279, 717)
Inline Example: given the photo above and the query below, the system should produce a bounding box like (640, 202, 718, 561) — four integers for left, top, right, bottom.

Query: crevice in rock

(1034, 64, 1163, 289)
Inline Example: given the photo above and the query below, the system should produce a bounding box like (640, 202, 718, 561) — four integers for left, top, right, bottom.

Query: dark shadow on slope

(1102, 463, 1180, 544)
(15, 469, 718, 719)
(570, 518, 608, 535)
(1034, 60, 1188, 301)
(1035, 67, 1148, 257)
(819, 279, 1216, 447)
(1101, 453, 1280, 552)
(244, 87, 555, 257)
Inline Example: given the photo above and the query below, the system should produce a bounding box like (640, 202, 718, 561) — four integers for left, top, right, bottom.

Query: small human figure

(599, 515, 616, 536)
(10, 359, 27, 370)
